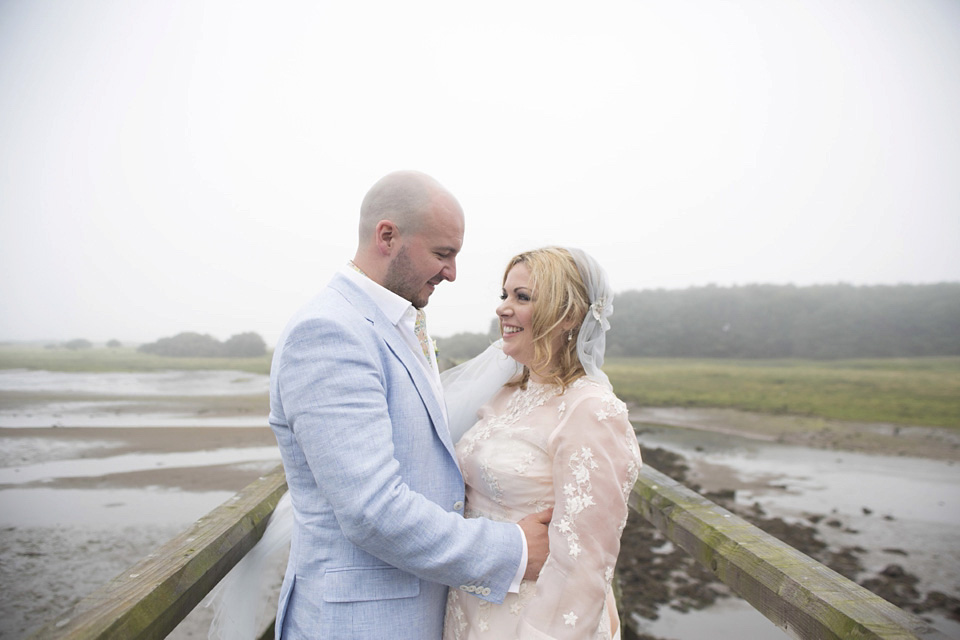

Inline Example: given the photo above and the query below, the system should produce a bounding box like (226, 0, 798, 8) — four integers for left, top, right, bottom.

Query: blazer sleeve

(518, 391, 642, 639)
(276, 314, 524, 602)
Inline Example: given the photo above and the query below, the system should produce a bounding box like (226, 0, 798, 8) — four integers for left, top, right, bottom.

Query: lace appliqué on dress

(458, 382, 560, 461)
(554, 445, 599, 559)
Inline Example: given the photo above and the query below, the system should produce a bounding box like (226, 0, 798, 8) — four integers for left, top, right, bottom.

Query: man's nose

(442, 258, 457, 282)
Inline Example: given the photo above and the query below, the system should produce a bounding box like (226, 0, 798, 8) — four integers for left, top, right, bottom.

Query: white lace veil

(440, 339, 521, 443)
(208, 246, 615, 639)
(566, 246, 614, 389)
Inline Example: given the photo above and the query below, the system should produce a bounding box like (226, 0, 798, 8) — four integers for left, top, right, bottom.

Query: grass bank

(606, 356, 960, 429)
(0, 346, 272, 375)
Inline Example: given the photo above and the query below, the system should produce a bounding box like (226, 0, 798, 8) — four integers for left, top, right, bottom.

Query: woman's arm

(519, 389, 642, 639)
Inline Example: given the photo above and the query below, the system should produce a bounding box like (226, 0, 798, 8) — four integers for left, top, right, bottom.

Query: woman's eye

(499, 292, 507, 301)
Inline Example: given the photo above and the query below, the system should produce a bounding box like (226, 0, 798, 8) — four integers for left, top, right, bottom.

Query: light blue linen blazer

(269, 273, 523, 639)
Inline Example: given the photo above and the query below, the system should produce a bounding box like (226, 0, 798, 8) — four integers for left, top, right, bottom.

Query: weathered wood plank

(28, 465, 287, 640)
(629, 464, 949, 640)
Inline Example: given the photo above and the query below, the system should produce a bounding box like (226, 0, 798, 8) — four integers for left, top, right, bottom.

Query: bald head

(358, 170, 459, 246)
(353, 170, 465, 305)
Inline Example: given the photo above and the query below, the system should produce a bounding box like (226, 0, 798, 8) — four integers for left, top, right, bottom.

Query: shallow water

(0, 369, 268, 427)
(633, 423, 960, 639)
(0, 486, 236, 527)
(0, 402, 269, 427)
(0, 446, 281, 485)
(0, 368, 269, 396)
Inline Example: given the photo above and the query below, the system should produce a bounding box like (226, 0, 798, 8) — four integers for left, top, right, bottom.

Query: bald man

(268, 171, 550, 639)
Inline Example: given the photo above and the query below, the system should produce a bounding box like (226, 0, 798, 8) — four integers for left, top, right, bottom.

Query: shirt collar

(340, 262, 414, 326)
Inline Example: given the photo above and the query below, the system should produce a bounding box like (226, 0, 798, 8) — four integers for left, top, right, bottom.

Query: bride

(210, 247, 641, 640)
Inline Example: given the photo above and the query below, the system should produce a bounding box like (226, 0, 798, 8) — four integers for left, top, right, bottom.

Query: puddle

(0, 486, 235, 527)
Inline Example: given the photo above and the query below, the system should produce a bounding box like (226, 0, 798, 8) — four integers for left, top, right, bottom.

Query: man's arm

(518, 508, 552, 581)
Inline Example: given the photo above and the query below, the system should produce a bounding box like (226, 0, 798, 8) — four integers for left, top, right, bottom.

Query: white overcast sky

(1, 0, 958, 345)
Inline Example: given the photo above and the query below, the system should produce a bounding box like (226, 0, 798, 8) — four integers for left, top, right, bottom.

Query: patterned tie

(414, 308, 432, 361)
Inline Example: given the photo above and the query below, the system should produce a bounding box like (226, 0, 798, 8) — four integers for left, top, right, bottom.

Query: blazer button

(459, 585, 470, 591)
(453, 501, 464, 511)
(481, 587, 491, 596)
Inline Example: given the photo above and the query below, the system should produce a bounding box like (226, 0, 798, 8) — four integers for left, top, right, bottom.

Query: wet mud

(617, 447, 960, 639)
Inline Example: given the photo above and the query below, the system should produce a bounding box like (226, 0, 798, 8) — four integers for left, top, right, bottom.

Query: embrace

(212, 171, 642, 640)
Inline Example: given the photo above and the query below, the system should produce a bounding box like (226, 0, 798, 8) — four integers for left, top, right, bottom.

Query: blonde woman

(442, 247, 642, 640)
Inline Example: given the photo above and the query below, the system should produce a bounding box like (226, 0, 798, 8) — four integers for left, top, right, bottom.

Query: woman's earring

(567, 330, 573, 342)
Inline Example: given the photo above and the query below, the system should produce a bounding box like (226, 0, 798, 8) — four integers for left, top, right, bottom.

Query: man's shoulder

(276, 277, 372, 344)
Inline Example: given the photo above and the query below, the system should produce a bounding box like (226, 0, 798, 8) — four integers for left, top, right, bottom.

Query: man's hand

(518, 508, 552, 581)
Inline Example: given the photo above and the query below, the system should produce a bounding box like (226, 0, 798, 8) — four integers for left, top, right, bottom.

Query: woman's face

(497, 262, 536, 370)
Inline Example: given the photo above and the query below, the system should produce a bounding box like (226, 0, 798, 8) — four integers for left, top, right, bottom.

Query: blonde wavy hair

(502, 247, 590, 390)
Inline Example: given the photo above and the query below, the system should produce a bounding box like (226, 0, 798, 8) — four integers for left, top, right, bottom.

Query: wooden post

(628, 464, 949, 640)
(28, 465, 287, 640)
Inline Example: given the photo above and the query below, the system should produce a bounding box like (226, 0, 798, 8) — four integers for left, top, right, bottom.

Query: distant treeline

(138, 331, 267, 358)
(437, 283, 960, 361)
(606, 283, 960, 359)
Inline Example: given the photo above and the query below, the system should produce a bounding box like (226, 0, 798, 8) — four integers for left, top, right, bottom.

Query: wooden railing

(28, 463, 949, 640)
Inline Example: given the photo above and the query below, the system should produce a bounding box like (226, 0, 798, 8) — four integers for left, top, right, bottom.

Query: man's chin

(414, 288, 436, 309)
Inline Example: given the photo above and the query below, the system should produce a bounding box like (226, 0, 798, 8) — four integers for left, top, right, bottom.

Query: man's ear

(375, 220, 399, 256)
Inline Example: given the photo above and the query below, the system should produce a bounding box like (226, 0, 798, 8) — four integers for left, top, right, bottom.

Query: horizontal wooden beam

(629, 464, 949, 640)
(28, 465, 287, 640)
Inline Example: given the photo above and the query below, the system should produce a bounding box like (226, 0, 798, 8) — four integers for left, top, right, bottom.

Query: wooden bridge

(27, 463, 949, 639)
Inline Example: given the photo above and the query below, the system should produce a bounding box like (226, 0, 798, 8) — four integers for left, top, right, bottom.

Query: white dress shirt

(340, 265, 446, 422)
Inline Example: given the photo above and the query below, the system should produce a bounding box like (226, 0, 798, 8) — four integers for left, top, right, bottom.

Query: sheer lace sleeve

(518, 387, 642, 640)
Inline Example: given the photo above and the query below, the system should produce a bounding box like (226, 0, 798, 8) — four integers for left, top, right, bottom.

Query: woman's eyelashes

(500, 290, 532, 302)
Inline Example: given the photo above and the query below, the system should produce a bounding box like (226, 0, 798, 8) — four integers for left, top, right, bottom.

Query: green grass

(0, 346, 272, 375)
(606, 356, 960, 429)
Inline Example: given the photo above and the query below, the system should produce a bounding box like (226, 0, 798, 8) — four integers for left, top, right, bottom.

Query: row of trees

(138, 332, 267, 358)
(437, 283, 960, 360)
(606, 283, 960, 359)
(48, 338, 122, 350)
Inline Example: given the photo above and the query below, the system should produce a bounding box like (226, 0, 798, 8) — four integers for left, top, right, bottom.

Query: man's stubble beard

(383, 245, 431, 309)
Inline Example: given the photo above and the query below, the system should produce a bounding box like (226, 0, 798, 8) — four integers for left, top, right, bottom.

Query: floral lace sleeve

(518, 389, 642, 640)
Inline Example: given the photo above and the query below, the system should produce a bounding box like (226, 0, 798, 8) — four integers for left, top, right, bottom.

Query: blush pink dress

(443, 377, 642, 640)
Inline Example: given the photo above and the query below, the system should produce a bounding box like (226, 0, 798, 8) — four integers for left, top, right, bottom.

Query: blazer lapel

(328, 274, 459, 461)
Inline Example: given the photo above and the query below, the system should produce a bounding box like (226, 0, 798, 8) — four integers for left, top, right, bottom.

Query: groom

(269, 170, 551, 639)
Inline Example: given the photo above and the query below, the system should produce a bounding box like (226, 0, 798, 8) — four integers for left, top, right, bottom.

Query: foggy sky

(1, 0, 958, 346)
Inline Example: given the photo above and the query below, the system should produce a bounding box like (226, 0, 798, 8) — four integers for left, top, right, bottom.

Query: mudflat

(2, 411, 958, 638)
